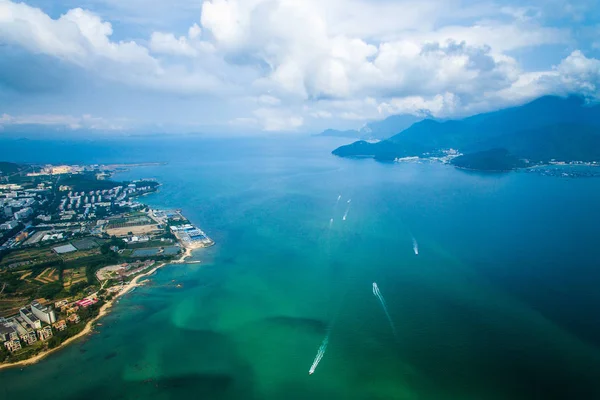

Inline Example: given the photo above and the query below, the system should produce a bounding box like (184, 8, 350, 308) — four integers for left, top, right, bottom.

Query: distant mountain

(315, 129, 361, 138)
(317, 114, 423, 140)
(358, 114, 424, 139)
(464, 124, 600, 163)
(333, 96, 600, 170)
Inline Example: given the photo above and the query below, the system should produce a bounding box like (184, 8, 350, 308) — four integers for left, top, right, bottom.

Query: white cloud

(188, 23, 202, 39)
(378, 93, 461, 118)
(486, 51, 600, 111)
(0, 3, 156, 68)
(150, 32, 198, 57)
(256, 95, 281, 106)
(200, 0, 246, 47)
(554, 50, 600, 97)
(0, 0, 599, 132)
(0, 1, 223, 93)
(414, 23, 568, 53)
(253, 108, 303, 131)
(310, 111, 332, 119)
(0, 113, 125, 130)
(149, 23, 214, 57)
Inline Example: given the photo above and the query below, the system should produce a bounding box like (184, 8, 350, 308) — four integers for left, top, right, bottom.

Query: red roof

(75, 298, 98, 308)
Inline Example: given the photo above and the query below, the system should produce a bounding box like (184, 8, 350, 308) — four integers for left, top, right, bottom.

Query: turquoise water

(1, 137, 600, 399)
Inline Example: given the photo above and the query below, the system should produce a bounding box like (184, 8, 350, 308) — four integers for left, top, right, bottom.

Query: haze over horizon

(0, 0, 599, 135)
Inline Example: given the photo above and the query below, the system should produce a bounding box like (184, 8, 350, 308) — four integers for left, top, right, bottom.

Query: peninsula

(0, 162, 213, 367)
(332, 96, 600, 172)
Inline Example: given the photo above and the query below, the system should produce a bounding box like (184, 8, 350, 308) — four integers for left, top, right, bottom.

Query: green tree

(38, 282, 63, 299)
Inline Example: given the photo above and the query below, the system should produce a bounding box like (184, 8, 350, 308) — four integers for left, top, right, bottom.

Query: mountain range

(332, 96, 600, 170)
(316, 114, 423, 140)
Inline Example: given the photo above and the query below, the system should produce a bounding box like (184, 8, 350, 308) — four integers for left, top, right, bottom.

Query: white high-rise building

(30, 301, 56, 325)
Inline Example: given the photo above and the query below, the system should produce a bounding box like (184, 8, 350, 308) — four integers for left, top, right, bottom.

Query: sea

(0, 136, 599, 399)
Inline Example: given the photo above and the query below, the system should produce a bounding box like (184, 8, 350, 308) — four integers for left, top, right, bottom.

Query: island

(0, 162, 213, 367)
(332, 96, 600, 172)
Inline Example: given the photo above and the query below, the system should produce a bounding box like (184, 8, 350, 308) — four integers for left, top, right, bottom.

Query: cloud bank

(0, 0, 598, 132)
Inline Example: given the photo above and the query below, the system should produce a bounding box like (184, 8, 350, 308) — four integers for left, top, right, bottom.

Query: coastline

(0, 246, 194, 370)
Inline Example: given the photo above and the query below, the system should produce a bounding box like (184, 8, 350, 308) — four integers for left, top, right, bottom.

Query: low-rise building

(21, 331, 38, 345)
(75, 298, 98, 308)
(66, 305, 79, 315)
(52, 320, 67, 332)
(14, 207, 33, 220)
(67, 314, 80, 324)
(52, 243, 77, 254)
(0, 322, 19, 342)
(14, 317, 30, 335)
(54, 300, 69, 309)
(37, 326, 53, 341)
(0, 220, 19, 230)
(4, 339, 21, 352)
(19, 307, 42, 330)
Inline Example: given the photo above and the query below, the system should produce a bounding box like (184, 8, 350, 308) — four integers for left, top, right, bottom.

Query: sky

(0, 0, 599, 135)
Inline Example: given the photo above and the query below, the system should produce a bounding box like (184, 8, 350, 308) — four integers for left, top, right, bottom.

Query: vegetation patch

(34, 268, 60, 284)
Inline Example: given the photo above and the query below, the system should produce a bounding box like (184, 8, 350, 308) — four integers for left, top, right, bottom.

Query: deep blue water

(0, 136, 599, 399)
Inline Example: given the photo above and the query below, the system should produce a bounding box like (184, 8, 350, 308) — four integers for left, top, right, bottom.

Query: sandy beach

(0, 247, 194, 370)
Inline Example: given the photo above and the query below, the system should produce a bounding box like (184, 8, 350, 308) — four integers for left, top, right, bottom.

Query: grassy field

(0, 241, 119, 306)
(0, 297, 29, 317)
(63, 267, 86, 288)
(60, 248, 102, 262)
(0, 247, 61, 269)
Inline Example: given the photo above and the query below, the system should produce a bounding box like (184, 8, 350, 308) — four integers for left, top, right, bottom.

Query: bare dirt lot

(105, 224, 162, 237)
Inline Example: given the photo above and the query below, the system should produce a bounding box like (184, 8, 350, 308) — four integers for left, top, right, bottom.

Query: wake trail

(412, 237, 419, 255)
(372, 282, 397, 338)
(308, 284, 348, 376)
(312, 195, 352, 375)
(342, 199, 351, 221)
(308, 333, 329, 375)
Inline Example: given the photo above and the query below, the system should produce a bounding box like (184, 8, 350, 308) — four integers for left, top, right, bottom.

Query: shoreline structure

(0, 231, 205, 370)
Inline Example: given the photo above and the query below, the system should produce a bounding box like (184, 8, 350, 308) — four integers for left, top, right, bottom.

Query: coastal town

(0, 162, 213, 366)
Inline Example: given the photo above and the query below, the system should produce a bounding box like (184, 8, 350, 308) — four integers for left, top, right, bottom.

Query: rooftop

(20, 307, 40, 321)
(53, 243, 77, 254)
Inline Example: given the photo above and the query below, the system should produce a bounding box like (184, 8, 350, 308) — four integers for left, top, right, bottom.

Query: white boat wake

(342, 199, 351, 221)
(309, 334, 329, 375)
(372, 282, 397, 338)
(412, 237, 419, 255)
(329, 218, 334, 228)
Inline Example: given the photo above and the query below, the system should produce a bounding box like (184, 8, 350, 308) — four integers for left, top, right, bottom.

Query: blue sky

(0, 0, 598, 134)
